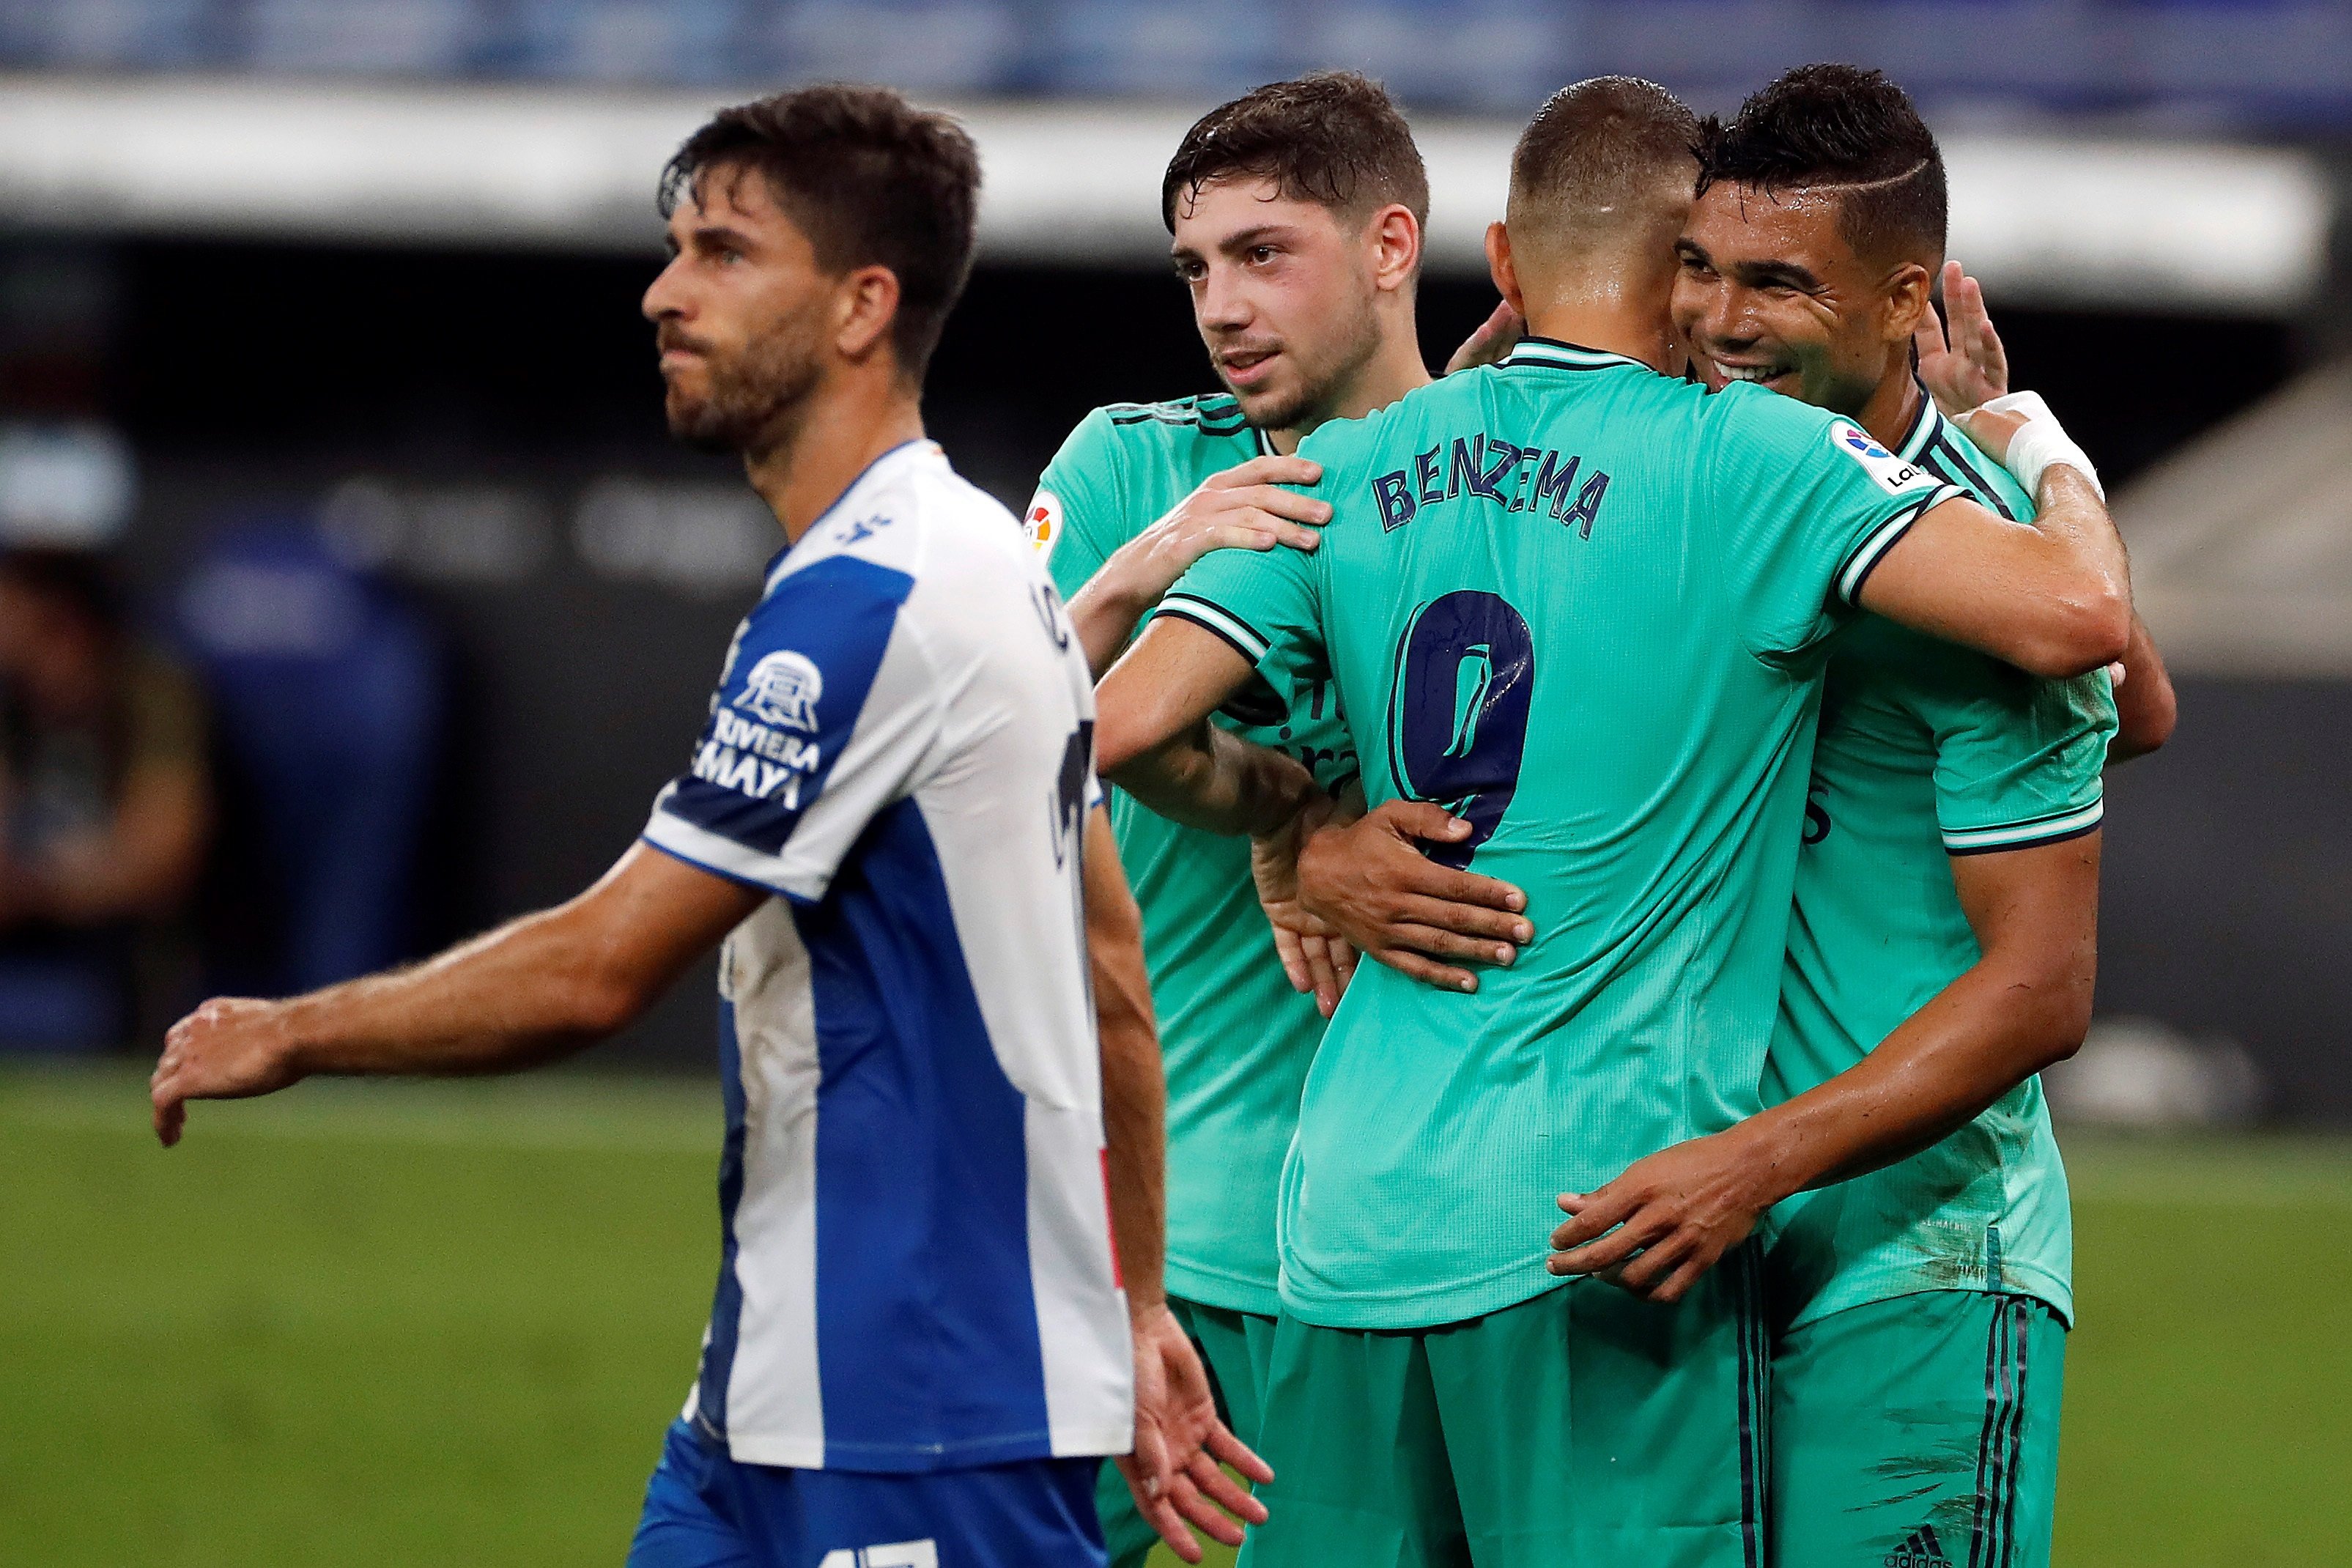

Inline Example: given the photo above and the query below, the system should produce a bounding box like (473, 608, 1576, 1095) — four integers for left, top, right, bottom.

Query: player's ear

(1881, 259, 1934, 345)
(1366, 203, 1421, 294)
(834, 264, 901, 363)
(1486, 222, 1526, 319)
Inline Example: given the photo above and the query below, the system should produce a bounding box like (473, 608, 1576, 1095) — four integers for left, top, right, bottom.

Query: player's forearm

(1108, 721, 1323, 840)
(274, 903, 646, 1080)
(1067, 561, 1161, 681)
(1086, 817, 1167, 1311)
(1731, 954, 2090, 1203)
(2017, 467, 2134, 674)
(2108, 613, 2177, 763)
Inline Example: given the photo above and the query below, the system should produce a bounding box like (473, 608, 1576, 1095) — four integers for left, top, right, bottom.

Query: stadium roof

(0, 74, 2330, 315)
(2123, 360, 2352, 676)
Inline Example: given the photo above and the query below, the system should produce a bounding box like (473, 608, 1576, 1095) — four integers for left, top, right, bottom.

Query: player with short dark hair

(1025, 70, 1516, 1568)
(147, 84, 1265, 1568)
(1087, 73, 2133, 1564)
(1649, 64, 2164, 1568)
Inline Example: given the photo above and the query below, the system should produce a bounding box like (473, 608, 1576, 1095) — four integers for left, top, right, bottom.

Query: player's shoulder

(769, 440, 1024, 608)
(1057, 393, 1261, 471)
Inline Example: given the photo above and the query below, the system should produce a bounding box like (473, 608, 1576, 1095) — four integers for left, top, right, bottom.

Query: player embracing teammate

(1085, 67, 2163, 1568)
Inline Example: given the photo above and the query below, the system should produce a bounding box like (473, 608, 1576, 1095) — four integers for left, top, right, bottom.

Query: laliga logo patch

(1023, 488, 1062, 558)
(736, 649, 824, 731)
(1830, 420, 1930, 495)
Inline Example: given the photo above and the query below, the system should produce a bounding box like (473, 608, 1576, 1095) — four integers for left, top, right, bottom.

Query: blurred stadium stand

(2, 1, 2350, 126)
(0, 1, 2342, 1112)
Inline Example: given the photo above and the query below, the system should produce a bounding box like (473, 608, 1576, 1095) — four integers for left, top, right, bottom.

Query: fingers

(1549, 1199, 1662, 1276)
(1204, 454, 1323, 492)
(1116, 1454, 1202, 1564)
(1367, 945, 1480, 994)
(1389, 894, 1529, 944)
(1268, 922, 1314, 996)
(152, 1085, 185, 1147)
(1301, 933, 1343, 1017)
(1328, 939, 1358, 994)
(1185, 1447, 1268, 1524)
(1550, 1186, 1638, 1252)
(1377, 920, 1518, 966)
(1204, 1419, 1276, 1486)
(1369, 799, 1475, 846)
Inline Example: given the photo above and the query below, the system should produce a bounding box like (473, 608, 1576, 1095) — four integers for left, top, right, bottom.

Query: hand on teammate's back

(1295, 801, 1531, 994)
(1913, 260, 2008, 415)
(1118, 1301, 1273, 1563)
(1548, 1131, 1780, 1303)
(1250, 795, 1358, 1016)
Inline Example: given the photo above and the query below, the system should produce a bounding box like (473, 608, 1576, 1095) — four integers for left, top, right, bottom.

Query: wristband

(1972, 390, 2104, 501)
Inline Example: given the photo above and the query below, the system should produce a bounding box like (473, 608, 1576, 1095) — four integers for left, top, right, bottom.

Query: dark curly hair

(660, 84, 981, 378)
(1160, 71, 1429, 238)
(1693, 64, 1947, 267)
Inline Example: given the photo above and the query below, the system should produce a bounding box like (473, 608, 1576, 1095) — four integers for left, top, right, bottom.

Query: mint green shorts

(1239, 1247, 1769, 1568)
(1769, 1290, 2067, 1568)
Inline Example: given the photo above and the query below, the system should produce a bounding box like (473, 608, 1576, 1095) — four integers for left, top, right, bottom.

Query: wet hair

(1509, 75, 1700, 251)
(659, 84, 981, 378)
(1693, 64, 1948, 267)
(1161, 71, 1430, 234)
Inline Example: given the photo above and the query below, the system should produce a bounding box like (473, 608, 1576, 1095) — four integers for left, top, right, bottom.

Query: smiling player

(1090, 76, 2134, 1565)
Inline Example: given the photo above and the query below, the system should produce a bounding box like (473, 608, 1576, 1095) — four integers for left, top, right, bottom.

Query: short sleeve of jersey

(1155, 513, 1323, 679)
(1924, 662, 2118, 855)
(1706, 388, 1963, 661)
(1029, 407, 1128, 600)
(642, 553, 936, 903)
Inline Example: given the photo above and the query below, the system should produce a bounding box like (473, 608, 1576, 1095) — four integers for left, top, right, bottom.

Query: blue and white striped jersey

(641, 440, 1131, 1473)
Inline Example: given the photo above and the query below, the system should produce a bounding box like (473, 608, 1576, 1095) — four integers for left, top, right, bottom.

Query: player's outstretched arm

(1096, 618, 1323, 840)
(149, 844, 761, 1146)
(1065, 456, 1328, 679)
(1548, 834, 2099, 1302)
(1086, 808, 1271, 1561)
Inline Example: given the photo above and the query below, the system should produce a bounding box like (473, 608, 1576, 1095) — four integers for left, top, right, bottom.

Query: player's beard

(663, 308, 826, 459)
(1223, 292, 1384, 435)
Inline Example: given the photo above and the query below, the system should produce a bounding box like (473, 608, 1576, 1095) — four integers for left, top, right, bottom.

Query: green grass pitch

(3, 1065, 2347, 1566)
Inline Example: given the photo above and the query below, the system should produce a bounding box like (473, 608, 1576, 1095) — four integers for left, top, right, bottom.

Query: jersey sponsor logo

(1371, 432, 1610, 537)
(689, 705, 821, 807)
(1831, 421, 1935, 495)
(1022, 487, 1062, 558)
(817, 1542, 938, 1568)
(736, 648, 824, 731)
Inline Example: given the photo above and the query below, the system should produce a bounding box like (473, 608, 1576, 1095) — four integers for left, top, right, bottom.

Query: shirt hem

(1165, 1259, 1282, 1320)
(728, 1424, 1134, 1473)
(1784, 1263, 2074, 1334)
(1277, 1256, 1564, 1331)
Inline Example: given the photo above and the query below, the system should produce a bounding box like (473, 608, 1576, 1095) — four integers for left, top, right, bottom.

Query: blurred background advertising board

(0, 1, 2339, 1122)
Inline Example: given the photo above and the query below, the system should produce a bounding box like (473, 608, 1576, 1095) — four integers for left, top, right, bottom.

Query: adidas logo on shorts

(1885, 1523, 1953, 1568)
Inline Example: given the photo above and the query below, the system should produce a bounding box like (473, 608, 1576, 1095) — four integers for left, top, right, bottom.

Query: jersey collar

(1895, 379, 1945, 463)
(1498, 336, 1652, 374)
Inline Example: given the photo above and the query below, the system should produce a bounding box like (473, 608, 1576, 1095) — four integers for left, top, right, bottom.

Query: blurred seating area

(1, 0, 2348, 127)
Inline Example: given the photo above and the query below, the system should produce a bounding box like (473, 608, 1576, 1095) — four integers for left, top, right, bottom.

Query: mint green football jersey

(1764, 393, 2117, 1331)
(1031, 395, 1356, 1316)
(1164, 339, 1964, 1329)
